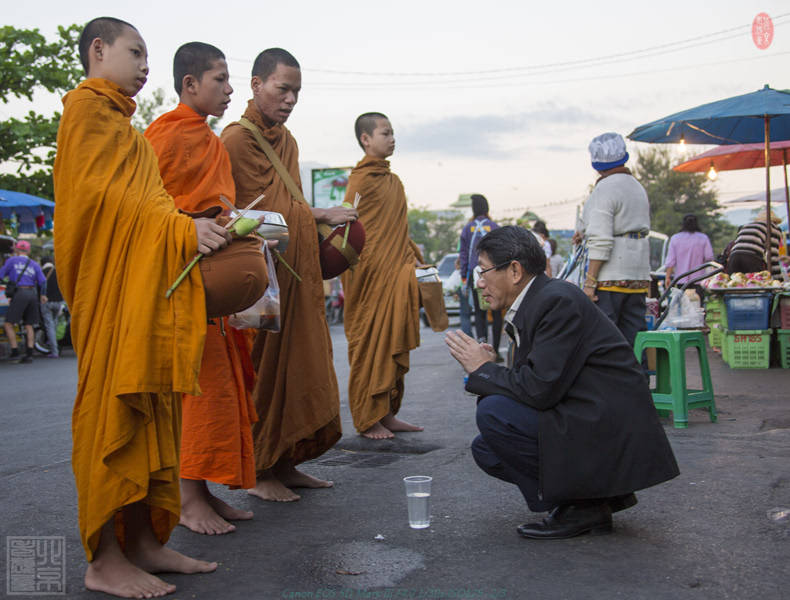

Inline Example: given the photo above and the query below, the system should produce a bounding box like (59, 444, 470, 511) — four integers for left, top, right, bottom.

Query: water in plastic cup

(404, 476, 432, 529)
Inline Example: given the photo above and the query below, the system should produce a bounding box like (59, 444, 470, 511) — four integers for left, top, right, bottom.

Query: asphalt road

(1, 324, 789, 599)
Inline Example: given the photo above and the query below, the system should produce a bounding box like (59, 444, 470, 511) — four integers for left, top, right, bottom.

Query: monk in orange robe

(144, 42, 259, 536)
(340, 113, 425, 439)
(53, 18, 229, 598)
(221, 48, 357, 502)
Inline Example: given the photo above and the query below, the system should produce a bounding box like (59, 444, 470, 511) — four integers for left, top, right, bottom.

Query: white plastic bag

(228, 243, 281, 331)
(660, 288, 704, 329)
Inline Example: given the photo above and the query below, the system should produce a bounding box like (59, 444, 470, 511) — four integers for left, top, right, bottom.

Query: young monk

(340, 113, 425, 439)
(144, 42, 257, 535)
(221, 49, 357, 501)
(53, 17, 230, 598)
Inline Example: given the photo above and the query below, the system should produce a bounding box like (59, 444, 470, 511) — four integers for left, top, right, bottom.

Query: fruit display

(705, 271, 784, 289)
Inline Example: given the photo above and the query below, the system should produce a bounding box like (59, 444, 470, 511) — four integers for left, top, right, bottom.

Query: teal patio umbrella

(628, 84, 790, 257)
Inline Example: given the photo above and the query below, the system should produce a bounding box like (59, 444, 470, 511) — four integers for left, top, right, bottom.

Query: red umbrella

(674, 141, 790, 248)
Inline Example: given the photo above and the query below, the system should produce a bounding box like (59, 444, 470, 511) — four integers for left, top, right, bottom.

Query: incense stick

(341, 193, 361, 249)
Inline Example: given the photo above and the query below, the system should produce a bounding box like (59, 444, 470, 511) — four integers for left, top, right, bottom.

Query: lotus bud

(232, 217, 259, 237)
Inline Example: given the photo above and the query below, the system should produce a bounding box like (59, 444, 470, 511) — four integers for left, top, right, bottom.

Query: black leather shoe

(517, 502, 613, 539)
(608, 493, 637, 513)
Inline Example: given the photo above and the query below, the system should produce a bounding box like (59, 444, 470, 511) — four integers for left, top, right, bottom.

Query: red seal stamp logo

(752, 12, 774, 50)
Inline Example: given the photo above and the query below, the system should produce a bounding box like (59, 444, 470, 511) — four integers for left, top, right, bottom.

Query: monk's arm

(312, 205, 358, 225)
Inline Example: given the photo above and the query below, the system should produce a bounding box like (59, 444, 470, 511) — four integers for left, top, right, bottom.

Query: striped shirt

(729, 221, 783, 278)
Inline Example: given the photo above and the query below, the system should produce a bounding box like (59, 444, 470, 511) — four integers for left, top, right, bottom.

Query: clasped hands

(445, 329, 496, 374)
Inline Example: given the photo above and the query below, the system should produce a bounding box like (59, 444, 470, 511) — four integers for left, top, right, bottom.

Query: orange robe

(53, 79, 206, 560)
(221, 101, 341, 472)
(144, 103, 257, 489)
(340, 156, 422, 432)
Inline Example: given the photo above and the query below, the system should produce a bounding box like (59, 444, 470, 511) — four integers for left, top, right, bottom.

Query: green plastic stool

(634, 330, 717, 429)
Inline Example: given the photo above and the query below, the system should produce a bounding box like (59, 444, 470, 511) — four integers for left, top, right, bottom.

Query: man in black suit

(445, 226, 679, 539)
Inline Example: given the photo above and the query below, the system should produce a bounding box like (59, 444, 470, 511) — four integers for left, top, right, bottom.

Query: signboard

(311, 167, 352, 208)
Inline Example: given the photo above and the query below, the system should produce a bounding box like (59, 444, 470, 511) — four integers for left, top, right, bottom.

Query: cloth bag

(417, 266, 448, 331)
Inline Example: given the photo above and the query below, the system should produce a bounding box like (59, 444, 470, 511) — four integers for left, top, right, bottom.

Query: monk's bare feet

(276, 464, 333, 489)
(361, 422, 395, 439)
(247, 473, 301, 502)
(179, 479, 235, 535)
(85, 552, 175, 599)
(207, 494, 253, 521)
(381, 413, 424, 432)
(126, 543, 217, 576)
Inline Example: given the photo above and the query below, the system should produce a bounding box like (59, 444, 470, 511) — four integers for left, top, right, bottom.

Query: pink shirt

(664, 231, 714, 283)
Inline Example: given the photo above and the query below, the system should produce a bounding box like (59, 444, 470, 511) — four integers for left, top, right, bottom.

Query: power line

(227, 13, 790, 80)
(229, 50, 790, 91)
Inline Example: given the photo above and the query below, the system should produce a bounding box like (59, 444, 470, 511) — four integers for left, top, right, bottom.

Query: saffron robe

(221, 101, 341, 472)
(53, 79, 206, 560)
(145, 103, 258, 489)
(340, 156, 422, 432)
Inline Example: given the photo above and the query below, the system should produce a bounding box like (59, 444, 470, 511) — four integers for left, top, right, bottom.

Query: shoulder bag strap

(236, 117, 359, 265)
(14, 257, 32, 283)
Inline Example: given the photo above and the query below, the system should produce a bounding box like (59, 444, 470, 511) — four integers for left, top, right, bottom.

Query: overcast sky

(5, 0, 790, 228)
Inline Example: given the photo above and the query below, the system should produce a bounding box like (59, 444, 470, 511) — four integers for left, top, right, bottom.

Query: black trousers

(471, 394, 554, 512)
(595, 291, 646, 349)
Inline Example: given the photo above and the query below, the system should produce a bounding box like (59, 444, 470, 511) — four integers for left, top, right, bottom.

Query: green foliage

(408, 207, 465, 263)
(131, 87, 176, 132)
(631, 146, 737, 254)
(0, 24, 82, 200)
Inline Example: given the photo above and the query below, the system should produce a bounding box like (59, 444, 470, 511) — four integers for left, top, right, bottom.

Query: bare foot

(361, 422, 395, 439)
(207, 494, 253, 521)
(85, 552, 175, 599)
(276, 464, 333, 489)
(179, 479, 235, 535)
(247, 475, 301, 502)
(381, 414, 424, 432)
(126, 543, 217, 575)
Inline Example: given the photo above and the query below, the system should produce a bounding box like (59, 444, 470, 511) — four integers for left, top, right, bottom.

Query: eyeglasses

(473, 260, 512, 281)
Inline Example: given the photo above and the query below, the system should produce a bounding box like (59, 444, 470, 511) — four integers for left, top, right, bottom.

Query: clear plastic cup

(403, 476, 432, 529)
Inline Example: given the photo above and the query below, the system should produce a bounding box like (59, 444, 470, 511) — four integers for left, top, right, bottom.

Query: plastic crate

(705, 297, 727, 327)
(777, 329, 790, 368)
(777, 296, 790, 330)
(707, 323, 723, 350)
(722, 329, 771, 369)
(724, 294, 772, 330)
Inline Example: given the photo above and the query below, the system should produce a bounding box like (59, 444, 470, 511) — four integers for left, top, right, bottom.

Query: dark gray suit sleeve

(466, 293, 586, 411)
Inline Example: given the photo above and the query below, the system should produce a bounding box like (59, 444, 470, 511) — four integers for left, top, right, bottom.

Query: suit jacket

(468, 274, 679, 503)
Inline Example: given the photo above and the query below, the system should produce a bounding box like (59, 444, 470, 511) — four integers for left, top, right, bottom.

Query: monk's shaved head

(251, 48, 300, 82)
(79, 17, 137, 74)
(173, 42, 225, 94)
(355, 112, 388, 149)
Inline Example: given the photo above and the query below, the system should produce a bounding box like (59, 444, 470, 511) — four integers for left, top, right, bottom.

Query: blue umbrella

(628, 84, 790, 256)
(0, 189, 55, 234)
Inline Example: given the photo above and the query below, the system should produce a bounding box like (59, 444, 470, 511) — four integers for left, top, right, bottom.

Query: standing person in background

(1, 240, 46, 363)
(455, 255, 473, 336)
(577, 132, 650, 349)
(548, 239, 564, 278)
(725, 209, 783, 279)
(531, 220, 553, 276)
(459, 194, 503, 362)
(664, 214, 714, 291)
(40, 258, 63, 358)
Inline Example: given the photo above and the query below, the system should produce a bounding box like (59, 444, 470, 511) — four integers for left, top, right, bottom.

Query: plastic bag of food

(228, 243, 280, 331)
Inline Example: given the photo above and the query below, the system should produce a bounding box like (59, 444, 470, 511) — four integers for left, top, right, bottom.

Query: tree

(131, 87, 177, 132)
(631, 146, 736, 254)
(407, 207, 465, 263)
(0, 24, 82, 199)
